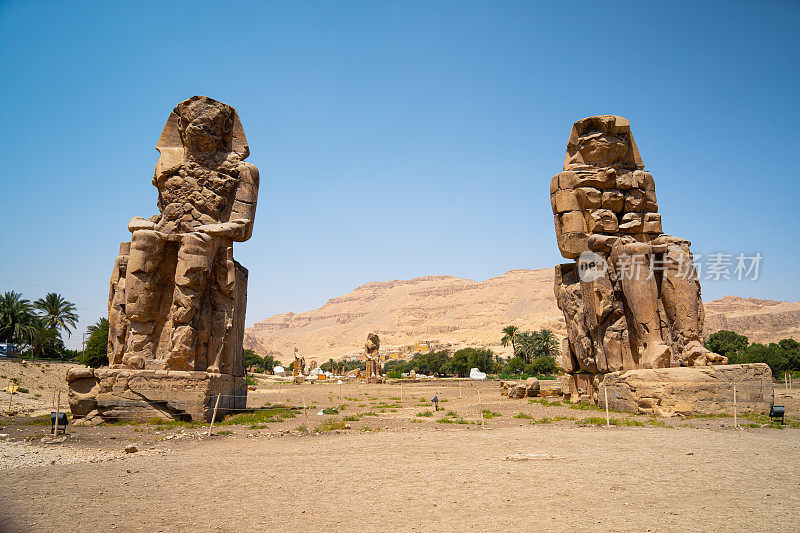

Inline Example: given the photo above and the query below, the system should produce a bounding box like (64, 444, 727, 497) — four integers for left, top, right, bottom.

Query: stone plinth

(603, 363, 773, 416)
(67, 367, 246, 423)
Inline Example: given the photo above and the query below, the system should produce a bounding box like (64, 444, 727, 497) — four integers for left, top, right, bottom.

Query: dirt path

(2, 422, 798, 532)
(2, 377, 798, 532)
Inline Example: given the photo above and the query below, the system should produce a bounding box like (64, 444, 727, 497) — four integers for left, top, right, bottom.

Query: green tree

(705, 330, 749, 360)
(33, 292, 79, 338)
(28, 318, 65, 359)
(0, 291, 38, 345)
(79, 318, 109, 368)
(536, 329, 560, 358)
(448, 349, 471, 377)
(243, 349, 264, 372)
(501, 356, 526, 376)
(501, 325, 519, 358)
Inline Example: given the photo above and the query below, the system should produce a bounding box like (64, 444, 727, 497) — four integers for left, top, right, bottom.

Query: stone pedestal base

(67, 367, 247, 423)
(594, 364, 773, 416)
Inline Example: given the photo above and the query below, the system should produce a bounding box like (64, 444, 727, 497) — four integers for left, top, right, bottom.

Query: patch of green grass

(579, 417, 644, 427)
(361, 411, 379, 416)
(244, 375, 258, 386)
(17, 387, 29, 393)
(514, 412, 534, 419)
(444, 410, 458, 418)
(296, 425, 307, 432)
(416, 410, 433, 417)
(315, 418, 348, 432)
(343, 415, 360, 422)
(358, 403, 367, 407)
(25, 416, 52, 426)
(681, 413, 728, 420)
(743, 423, 761, 429)
(216, 430, 233, 436)
(322, 407, 340, 415)
(436, 416, 470, 424)
(219, 406, 296, 426)
(646, 418, 667, 427)
(249, 424, 269, 429)
(528, 398, 562, 407)
(482, 409, 501, 419)
(580, 417, 610, 426)
(530, 415, 577, 424)
(741, 412, 770, 424)
(410, 419, 423, 423)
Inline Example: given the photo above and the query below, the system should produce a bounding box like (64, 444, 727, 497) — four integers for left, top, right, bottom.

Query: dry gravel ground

(1, 379, 799, 532)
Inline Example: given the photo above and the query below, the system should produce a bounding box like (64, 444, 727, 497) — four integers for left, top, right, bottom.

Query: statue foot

(206, 365, 221, 374)
(684, 341, 728, 366)
(641, 342, 671, 369)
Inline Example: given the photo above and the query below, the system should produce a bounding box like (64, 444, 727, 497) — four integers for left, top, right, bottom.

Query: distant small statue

(365, 333, 381, 377)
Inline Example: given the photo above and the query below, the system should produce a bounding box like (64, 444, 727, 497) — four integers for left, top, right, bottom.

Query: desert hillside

(244, 269, 800, 362)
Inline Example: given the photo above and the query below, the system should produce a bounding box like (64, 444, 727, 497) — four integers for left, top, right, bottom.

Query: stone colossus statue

(108, 96, 259, 375)
(552, 115, 726, 375)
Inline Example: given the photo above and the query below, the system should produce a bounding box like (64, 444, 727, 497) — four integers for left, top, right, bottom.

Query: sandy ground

(1, 373, 799, 532)
(0, 360, 81, 416)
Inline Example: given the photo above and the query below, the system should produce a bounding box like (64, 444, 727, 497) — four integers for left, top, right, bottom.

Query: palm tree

(29, 317, 62, 358)
(515, 331, 537, 363)
(536, 329, 560, 358)
(0, 291, 38, 344)
(34, 292, 79, 338)
(87, 317, 109, 335)
(501, 325, 520, 359)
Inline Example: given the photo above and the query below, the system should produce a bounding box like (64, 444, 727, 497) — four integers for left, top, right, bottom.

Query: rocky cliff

(244, 269, 800, 362)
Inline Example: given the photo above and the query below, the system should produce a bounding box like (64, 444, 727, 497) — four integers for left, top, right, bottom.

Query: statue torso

(154, 159, 240, 234)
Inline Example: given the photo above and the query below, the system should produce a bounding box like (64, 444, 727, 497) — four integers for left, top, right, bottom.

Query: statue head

(176, 96, 234, 156)
(564, 115, 644, 171)
(365, 333, 380, 352)
(155, 96, 250, 168)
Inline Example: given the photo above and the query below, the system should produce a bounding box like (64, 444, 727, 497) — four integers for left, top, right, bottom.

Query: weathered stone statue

(553, 115, 725, 375)
(68, 96, 257, 422)
(364, 333, 381, 378)
(120, 95, 258, 373)
(552, 116, 772, 415)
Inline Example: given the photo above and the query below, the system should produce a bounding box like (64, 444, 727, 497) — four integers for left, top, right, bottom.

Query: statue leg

(206, 245, 236, 374)
(610, 241, 671, 368)
(169, 232, 218, 371)
(659, 242, 727, 366)
(124, 230, 165, 368)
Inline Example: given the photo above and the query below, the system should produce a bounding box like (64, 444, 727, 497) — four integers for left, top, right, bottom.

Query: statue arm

(195, 162, 259, 242)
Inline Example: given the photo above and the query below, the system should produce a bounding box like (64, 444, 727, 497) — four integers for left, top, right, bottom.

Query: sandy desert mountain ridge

(243, 269, 800, 363)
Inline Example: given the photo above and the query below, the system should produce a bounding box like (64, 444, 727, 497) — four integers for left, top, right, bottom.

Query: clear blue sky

(1, 1, 798, 349)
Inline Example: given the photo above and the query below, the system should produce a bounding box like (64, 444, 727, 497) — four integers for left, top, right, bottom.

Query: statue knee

(129, 230, 164, 275)
(175, 237, 216, 290)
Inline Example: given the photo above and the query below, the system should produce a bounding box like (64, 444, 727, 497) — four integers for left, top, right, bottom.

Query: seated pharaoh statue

(107, 95, 259, 375)
(552, 115, 726, 376)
